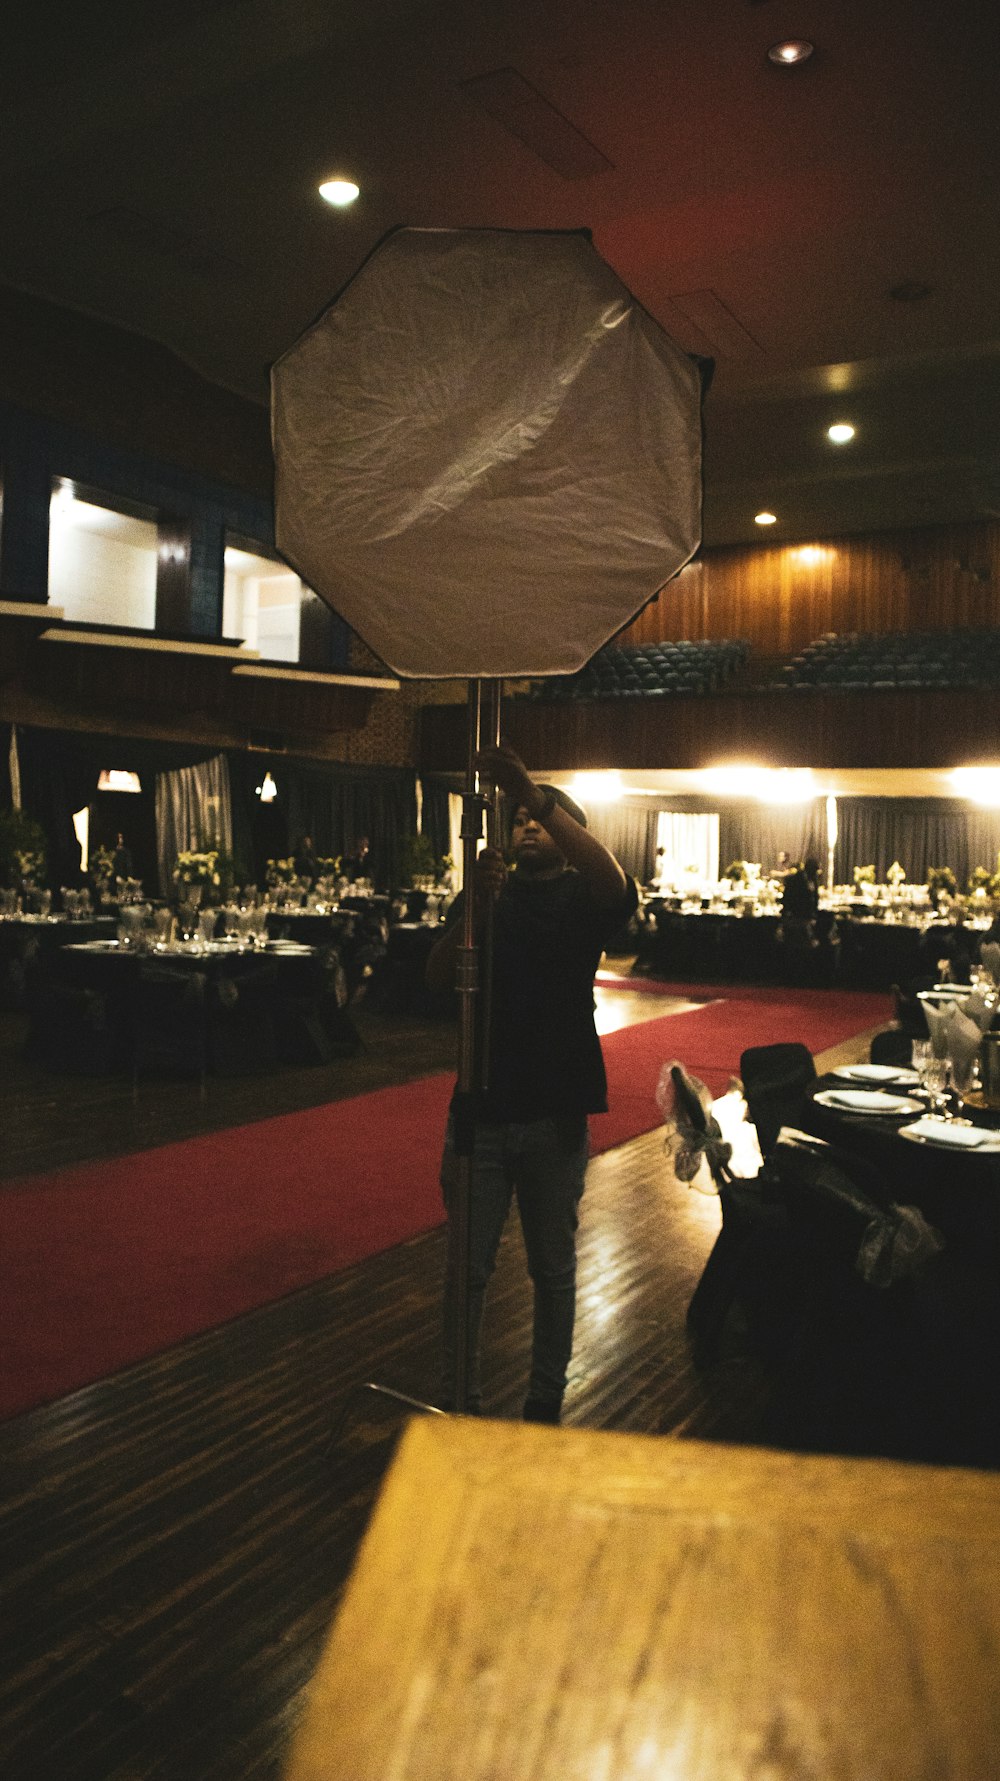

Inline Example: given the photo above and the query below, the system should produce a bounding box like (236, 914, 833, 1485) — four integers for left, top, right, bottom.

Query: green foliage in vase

(400, 832, 438, 885)
(722, 859, 750, 885)
(0, 808, 47, 888)
(926, 865, 958, 901)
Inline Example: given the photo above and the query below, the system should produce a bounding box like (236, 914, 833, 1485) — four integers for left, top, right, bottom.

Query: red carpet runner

(1, 984, 888, 1418)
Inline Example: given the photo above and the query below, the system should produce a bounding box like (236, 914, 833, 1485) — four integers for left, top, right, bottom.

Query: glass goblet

(922, 1056, 951, 1119)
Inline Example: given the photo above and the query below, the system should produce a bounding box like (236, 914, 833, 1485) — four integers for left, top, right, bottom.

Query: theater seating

(526, 638, 750, 701)
(781, 627, 1000, 691)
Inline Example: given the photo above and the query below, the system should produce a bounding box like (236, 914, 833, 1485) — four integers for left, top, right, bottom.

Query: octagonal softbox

(272, 227, 705, 680)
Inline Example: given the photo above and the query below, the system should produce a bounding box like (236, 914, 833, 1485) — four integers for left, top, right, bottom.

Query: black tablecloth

(801, 1073, 1000, 1254)
(31, 941, 352, 1073)
(0, 916, 116, 1008)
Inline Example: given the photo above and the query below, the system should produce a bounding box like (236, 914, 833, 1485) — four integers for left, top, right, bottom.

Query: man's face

(510, 805, 566, 875)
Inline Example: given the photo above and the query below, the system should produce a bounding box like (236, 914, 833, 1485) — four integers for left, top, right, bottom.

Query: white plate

(834, 1063, 920, 1085)
(899, 1118, 1000, 1152)
(814, 1088, 923, 1116)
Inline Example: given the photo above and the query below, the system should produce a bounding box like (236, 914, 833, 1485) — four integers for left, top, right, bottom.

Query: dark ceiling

(2, 0, 998, 548)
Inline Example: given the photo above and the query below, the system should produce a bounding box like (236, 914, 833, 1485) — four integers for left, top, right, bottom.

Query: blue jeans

(440, 1114, 589, 1407)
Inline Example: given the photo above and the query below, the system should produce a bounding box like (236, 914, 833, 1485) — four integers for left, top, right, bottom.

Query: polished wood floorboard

(0, 974, 881, 1781)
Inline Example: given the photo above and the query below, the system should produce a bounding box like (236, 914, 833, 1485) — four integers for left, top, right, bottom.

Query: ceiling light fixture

(97, 769, 142, 794)
(701, 767, 818, 804)
(766, 39, 814, 65)
(568, 770, 624, 805)
(827, 423, 855, 443)
(949, 768, 1000, 806)
(318, 178, 360, 207)
(755, 510, 777, 527)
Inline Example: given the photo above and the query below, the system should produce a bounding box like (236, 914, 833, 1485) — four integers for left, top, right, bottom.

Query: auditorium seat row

(780, 627, 1000, 691)
(525, 639, 750, 701)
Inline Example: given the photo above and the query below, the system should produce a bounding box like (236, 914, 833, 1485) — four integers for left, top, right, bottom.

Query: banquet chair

(869, 1027, 916, 1068)
(763, 1128, 954, 1458)
(891, 981, 930, 1036)
(670, 1064, 795, 1365)
(131, 965, 208, 1101)
(738, 1042, 817, 1163)
(209, 965, 279, 1074)
(28, 980, 116, 1075)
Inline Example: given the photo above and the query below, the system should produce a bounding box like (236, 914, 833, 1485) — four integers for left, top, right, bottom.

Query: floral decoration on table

(0, 807, 48, 889)
(852, 864, 875, 888)
(968, 852, 1000, 898)
(721, 859, 752, 886)
(926, 865, 958, 905)
(174, 850, 222, 889)
(886, 860, 906, 889)
(266, 856, 299, 886)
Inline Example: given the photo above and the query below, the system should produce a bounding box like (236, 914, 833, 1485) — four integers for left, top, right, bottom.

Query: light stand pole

(450, 678, 502, 1413)
(327, 678, 503, 1438)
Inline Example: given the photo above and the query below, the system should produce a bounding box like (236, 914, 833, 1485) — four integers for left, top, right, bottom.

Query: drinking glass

(922, 1056, 951, 1118)
(911, 1038, 933, 1084)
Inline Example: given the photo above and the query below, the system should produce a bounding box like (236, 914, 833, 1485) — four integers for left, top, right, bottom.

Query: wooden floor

(0, 973, 881, 1781)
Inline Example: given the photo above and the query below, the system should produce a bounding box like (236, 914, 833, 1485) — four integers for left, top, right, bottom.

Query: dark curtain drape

(588, 800, 660, 883)
(14, 726, 217, 888)
(719, 801, 826, 874)
(834, 799, 1000, 889)
(1, 723, 15, 809)
(420, 775, 454, 865)
(227, 753, 419, 891)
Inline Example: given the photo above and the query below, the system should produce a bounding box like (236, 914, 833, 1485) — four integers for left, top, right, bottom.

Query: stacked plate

(899, 1117, 1000, 1152)
(834, 1063, 919, 1087)
(814, 1087, 923, 1116)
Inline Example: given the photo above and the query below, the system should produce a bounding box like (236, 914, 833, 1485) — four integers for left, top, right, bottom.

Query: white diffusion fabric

(271, 228, 704, 680)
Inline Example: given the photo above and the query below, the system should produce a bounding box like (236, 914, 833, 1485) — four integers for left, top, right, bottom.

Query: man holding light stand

(428, 743, 638, 1424)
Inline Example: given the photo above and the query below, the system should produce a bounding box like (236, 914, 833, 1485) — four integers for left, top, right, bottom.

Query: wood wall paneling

(419, 688, 1000, 775)
(623, 520, 1000, 657)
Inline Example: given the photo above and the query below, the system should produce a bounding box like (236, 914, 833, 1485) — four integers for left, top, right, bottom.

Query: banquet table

(43, 938, 337, 1073)
(0, 914, 116, 1008)
(801, 1070, 1000, 1254)
(635, 905, 984, 991)
(262, 907, 357, 947)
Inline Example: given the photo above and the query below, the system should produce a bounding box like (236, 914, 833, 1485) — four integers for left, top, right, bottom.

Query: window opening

(48, 480, 159, 629)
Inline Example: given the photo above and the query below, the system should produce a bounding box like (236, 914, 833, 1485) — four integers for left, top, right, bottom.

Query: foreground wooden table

(285, 1419, 1000, 1780)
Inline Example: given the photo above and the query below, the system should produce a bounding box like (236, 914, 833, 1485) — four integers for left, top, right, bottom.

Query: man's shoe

(522, 1396, 562, 1425)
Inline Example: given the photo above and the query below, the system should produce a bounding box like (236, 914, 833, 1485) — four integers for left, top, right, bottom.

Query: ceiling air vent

(458, 67, 613, 180)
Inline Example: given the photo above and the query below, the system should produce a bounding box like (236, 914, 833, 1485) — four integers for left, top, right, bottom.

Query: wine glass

(922, 1056, 951, 1119)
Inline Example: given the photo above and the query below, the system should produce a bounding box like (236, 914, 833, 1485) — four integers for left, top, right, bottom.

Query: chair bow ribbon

(656, 1060, 733, 1186)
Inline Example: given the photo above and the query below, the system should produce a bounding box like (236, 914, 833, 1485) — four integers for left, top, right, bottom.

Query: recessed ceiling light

(318, 178, 360, 207)
(766, 39, 814, 65)
(755, 510, 778, 526)
(827, 423, 855, 444)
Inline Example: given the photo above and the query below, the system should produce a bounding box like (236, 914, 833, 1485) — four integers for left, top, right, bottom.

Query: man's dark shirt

(448, 866, 638, 1122)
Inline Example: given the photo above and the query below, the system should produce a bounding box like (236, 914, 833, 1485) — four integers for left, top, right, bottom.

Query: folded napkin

(902, 1117, 985, 1148)
(922, 998, 962, 1056)
(959, 989, 994, 1033)
(945, 1008, 984, 1091)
